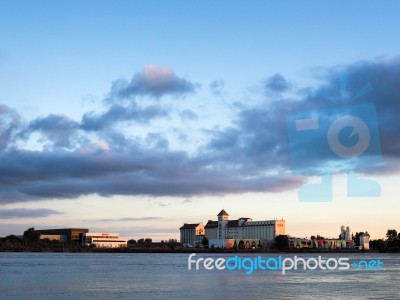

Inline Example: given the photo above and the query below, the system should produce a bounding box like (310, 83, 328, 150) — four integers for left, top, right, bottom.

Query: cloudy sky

(1, 1, 399, 240)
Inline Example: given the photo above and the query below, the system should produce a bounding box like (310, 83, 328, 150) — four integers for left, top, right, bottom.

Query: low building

(359, 232, 370, 250)
(179, 222, 205, 246)
(81, 232, 127, 248)
(36, 228, 89, 243)
(289, 238, 354, 249)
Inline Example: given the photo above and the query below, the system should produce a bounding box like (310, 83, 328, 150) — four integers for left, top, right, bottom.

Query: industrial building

(179, 223, 205, 246)
(180, 209, 285, 248)
(36, 228, 89, 243)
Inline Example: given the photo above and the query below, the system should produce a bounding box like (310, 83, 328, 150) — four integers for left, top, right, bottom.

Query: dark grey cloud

(23, 114, 79, 147)
(0, 208, 62, 219)
(94, 217, 161, 222)
(80, 103, 168, 131)
(203, 106, 289, 176)
(265, 73, 292, 93)
(106, 65, 195, 102)
(207, 57, 400, 177)
(0, 147, 303, 204)
(0, 105, 21, 150)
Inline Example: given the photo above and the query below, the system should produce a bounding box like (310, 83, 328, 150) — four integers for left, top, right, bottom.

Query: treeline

(1, 228, 183, 251)
(128, 238, 180, 249)
(369, 229, 400, 252)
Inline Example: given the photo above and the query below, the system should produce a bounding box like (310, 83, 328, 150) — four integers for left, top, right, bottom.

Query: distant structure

(36, 228, 89, 243)
(340, 225, 352, 241)
(180, 209, 285, 248)
(81, 232, 127, 248)
(359, 232, 370, 250)
(179, 222, 204, 246)
(288, 225, 371, 250)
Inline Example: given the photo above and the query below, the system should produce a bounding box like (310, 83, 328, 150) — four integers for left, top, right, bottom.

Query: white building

(179, 222, 204, 246)
(359, 232, 370, 250)
(204, 209, 285, 248)
(81, 232, 127, 248)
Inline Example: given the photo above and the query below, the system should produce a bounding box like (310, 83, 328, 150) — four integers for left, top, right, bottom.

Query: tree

(232, 239, 237, 250)
(370, 239, 386, 251)
(127, 239, 136, 245)
(23, 228, 40, 242)
(386, 229, 399, 251)
(353, 232, 360, 247)
(202, 237, 209, 247)
(144, 238, 152, 247)
(386, 229, 398, 241)
(275, 235, 289, 250)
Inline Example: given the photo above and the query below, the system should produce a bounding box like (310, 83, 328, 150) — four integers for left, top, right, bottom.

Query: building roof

(36, 228, 89, 233)
(217, 209, 229, 216)
(227, 220, 239, 227)
(205, 220, 218, 228)
(179, 223, 201, 230)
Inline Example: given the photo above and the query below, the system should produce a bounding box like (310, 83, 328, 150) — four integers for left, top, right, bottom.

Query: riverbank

(1, 247, 396, 253)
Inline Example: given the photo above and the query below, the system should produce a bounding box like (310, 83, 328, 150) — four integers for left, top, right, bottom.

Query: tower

(217, 209, 229, 239)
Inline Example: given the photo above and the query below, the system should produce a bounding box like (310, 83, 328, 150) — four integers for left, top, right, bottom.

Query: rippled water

(0, 252, 399, 299)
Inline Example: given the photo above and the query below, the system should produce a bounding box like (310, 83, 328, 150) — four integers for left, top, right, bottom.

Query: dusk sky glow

(1, 1, 399, 241)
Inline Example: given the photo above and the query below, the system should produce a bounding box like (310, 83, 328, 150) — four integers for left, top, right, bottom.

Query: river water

(0, 252, 399, 299)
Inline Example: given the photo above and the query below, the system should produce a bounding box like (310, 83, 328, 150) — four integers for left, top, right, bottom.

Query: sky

(0, 1, 399, 241)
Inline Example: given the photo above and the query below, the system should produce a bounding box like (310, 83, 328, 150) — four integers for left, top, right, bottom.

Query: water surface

(0, 252, 399, 299)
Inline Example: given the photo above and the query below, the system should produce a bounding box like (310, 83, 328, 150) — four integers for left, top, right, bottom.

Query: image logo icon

(287, 74, 382, 202)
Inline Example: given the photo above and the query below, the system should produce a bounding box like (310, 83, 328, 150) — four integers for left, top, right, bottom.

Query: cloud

(209, 79, 225, 95)
(106, 65, 196, 102)
(23, 114, 79, 147)
(145, 133, 169, 150)
(180, 109, 198, 121)
(0, 105, 21, 150)
(0, 208, 62, 219)
(93, 217, 161, 222)
(207, 57, 400, 177)
(0, 147, 303, 204)
(0, 57, 399, 205)
(265, 73, 292, 93)
(80, 103, 168, 131)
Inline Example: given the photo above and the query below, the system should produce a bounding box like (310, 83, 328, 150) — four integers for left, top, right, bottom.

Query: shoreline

(0, 248, 397, 254)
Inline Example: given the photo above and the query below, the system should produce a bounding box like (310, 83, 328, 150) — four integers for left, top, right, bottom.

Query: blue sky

(1, 1, 399, 240)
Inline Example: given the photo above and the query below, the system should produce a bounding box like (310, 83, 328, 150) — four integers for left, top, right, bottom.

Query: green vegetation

(274, 235, 289, 250)
(369, 229, 400, 252)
